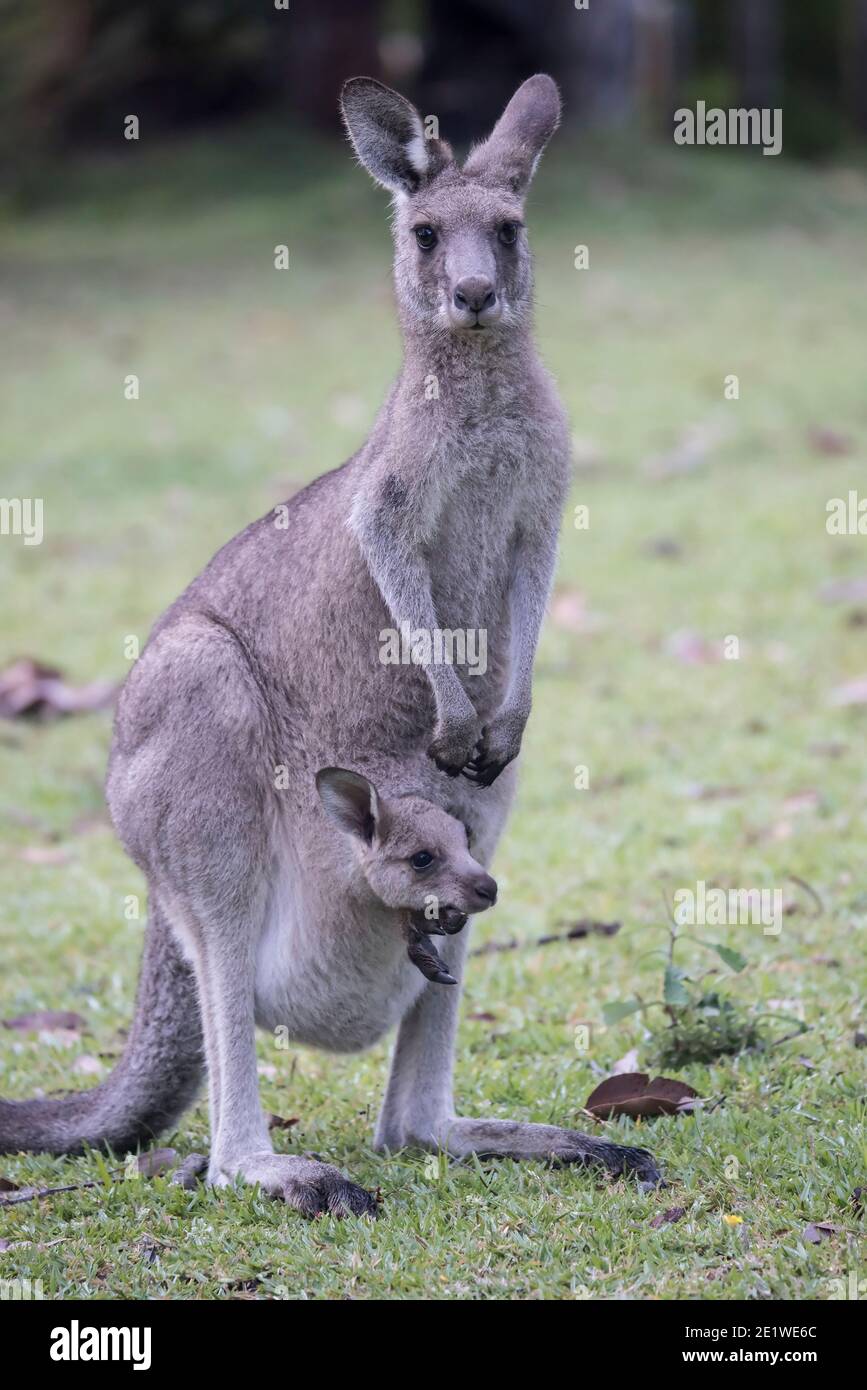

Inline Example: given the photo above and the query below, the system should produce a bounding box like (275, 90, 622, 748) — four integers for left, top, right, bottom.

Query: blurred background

(2, 0, 867, 180)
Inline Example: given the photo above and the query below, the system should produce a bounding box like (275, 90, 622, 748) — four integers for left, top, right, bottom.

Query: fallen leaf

(645, 537, 682, 559)
(0, 657, 116, 721)
(851, 1187, 863, 1219)
(782, 790, 820, 815)
(467, 1010, 498, 1022)
(829, 677, 867, 707)
(644, 420, 725, 480)
(2, 1010, 85, 1034)
(17, 845, 70, 865)
(72, 1054, 103, 1076)
(803, 1221, 841, 1244)
(683, 783, 743, 801)
(135, 1148, 179, 1178)
(0, 1177, 21, 1192)
(562, 919, 621, 940)
(550, 589, 606, 635)
(267, 1114, 300, 1131)
(663, 629, 723, 665)
(818, 577, 867, 604)
(584, 1072, 700, 1119)
(649, 1206, 686, 1229)
(807, 424, 854, 456)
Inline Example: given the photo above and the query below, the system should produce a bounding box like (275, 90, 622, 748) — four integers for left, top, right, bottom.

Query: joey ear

(315, 767, 386, 844)
(340, 77, 452, 195)
(463, 74, 561, 194)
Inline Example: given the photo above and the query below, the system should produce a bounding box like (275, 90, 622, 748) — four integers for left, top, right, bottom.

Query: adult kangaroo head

(340, 74, 561, 336)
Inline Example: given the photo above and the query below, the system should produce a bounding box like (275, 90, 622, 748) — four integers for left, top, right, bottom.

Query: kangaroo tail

(0, 899, 204, 1156)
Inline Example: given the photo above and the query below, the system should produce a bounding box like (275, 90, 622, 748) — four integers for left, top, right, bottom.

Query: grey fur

(0, 76, 659, 1204)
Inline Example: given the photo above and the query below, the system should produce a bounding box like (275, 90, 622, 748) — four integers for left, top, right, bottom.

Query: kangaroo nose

(453, 277, 496, 314)
(472, 873, 498, 908)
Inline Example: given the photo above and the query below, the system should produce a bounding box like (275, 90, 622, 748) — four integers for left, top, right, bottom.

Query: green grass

(1, 123, 866, 1299)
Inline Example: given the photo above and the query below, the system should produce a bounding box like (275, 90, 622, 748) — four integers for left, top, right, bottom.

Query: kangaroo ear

(341, 77, 452, 195)
(463, 74, 561, 194)
(316, 767, 387, 844)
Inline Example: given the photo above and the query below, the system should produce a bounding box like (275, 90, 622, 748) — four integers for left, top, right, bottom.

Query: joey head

(316, 767, 497, 985)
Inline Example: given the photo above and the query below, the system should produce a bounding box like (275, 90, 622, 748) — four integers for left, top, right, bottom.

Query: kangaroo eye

(414, 226, 437, 251)
(498, 222, 519, 246)
(410, 850, 435, 871)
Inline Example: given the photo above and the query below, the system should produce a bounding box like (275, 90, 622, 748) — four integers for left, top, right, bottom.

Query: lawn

(1, 122, 865, 1299)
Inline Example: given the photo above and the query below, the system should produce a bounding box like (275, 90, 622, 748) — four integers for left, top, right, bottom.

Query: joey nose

(453, 277, 496, 314)
(471, 873, 498, 909)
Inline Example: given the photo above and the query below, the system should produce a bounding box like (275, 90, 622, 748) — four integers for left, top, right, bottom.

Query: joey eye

(498, 222, 519, 246)
(414, 225, 437, 250)
(410, 850, 435, 871)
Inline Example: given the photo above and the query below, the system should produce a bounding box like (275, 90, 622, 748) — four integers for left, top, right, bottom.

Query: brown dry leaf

(649, 1206, 686, 1229)
(0, 1177, 20, 1193)
(585, 1072, 700, 1120)
(663, 629, 720, 665)
(851, 1187, 863, 1218)
(807, 425, 854, 456)
(267, 1114, 300, 1131)
(467, 1010, 498, 1022)
(2, 1010, 85, 1034)
(0, 657, 116, 721)
(803, 1221, 842, 1244)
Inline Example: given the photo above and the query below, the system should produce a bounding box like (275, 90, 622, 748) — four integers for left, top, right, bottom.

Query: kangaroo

(0, 75, 659, 1211)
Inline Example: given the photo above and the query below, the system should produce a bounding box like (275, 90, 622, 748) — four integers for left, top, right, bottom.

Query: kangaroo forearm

(504, 542, 559, 711)
(355, 516, 473, 721)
